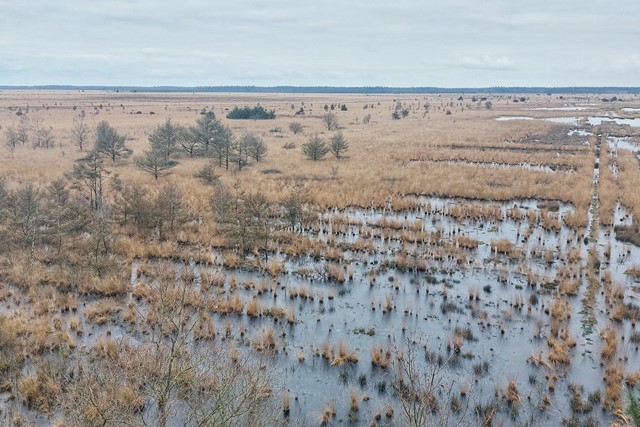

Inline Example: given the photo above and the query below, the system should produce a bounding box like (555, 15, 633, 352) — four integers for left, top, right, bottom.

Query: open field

(1, 90, 640, 426)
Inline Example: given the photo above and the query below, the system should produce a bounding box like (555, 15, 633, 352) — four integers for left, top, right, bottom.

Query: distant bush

(261, 168, 282, 174)
(226, 105, 276, 120)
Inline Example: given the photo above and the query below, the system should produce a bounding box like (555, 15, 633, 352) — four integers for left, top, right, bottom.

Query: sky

(0, 0, 639, 87)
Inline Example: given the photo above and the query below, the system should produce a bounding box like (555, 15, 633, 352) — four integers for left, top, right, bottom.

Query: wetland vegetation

(1, 91, 640, 426)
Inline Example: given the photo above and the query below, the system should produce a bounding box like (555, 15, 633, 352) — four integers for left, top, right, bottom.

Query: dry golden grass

(370, 344, 391, 369)
(549, 297, 571, 321)
(559, 279, 579, 296)
(80, 274, 129, 296)
(85, 298, 122, 324)
(246, 297, 262, 318)
(618, 150, 640, 219)
(253, 326, 276, 352)
(194, 315, 216, 340)
(491, 238, 515, 256)
(0, 91, 598, 227)
(19, 371, 61, 413)
(599, 144, 619, 227)
(603, 363, 624, 412)
(547, 336, 574, 365)
(505, 379, 521, 406)
(326, 263, 346, 283)
(95, 335, 118, 359)
(600, 325, 618, 362)
(1, 91, 635, 423)
(336, 341, 359, 364)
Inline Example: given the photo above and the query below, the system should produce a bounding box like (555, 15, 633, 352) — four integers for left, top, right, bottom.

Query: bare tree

(0, 179, 7, 224)
(149, 118, 183, 159)
(329, 131, 349, 159)
(322, 112, 339, 131)
(211, 125, 235, 170)
(16, 115, 30, 145)
(85, 209, 115, 274)
(44, 178, 87, 253)
(7, 184, 44, 253)
(393, 341, 491, 427)
(181, 126, 202, 158)
(302, 133, 329, 161)
(71, 116, 91, 151)
(32, 122, 55, 149)
(243, 192, 273, 261)
(153, 182, 185, 238)
(135, 147, 178, 180)
(210, 181, 234, 230)
(288, 122, 303, 134)
(231, 133, 251, 171)
(95, 121, 131, 162)
(244, 133, 268, 163)
(111, 179, 152, 228)
(283, 179, 309, 233)
(131, 265, 277, 427)
(4, 126, 18, 156)
(69, 150, 110, 211)
(64, 352, 141, 427)
(195, 161, 220, 185)
(193, 111, 221, 154)
(4, 126, 14, 148)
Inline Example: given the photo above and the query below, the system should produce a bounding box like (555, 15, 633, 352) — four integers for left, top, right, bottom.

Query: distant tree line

(5, 85, 640, 94)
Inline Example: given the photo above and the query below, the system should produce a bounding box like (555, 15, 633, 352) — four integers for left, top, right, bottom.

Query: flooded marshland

(1, 92, 640, 426)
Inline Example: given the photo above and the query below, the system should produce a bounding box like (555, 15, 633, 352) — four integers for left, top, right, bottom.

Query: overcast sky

(0, 0, 639, 87)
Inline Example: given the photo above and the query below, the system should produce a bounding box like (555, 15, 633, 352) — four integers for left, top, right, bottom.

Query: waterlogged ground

(2, 101, 640, 426)
(3, 195, 638, 425)
(104, 194, 637, 426)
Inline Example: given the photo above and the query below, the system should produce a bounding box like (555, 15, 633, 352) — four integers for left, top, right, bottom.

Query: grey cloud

(0, 0, 639, 86)
(457, 55, 515, 71)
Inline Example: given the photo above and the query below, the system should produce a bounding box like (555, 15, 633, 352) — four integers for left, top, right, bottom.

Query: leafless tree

(70, 150, 110, 211)
(95, 121, 131, 162)
(181, 126, 202, 157)
(195, 161, 220, 185)
(130, 264, 278, 427)
(153, 182, 185, 238)
(288, 122, 303, 134)
(283, 179, 309, 233)
(7, 184, 45, 253)
(33, 124, 55, 149)
(245, 133, 268, 162)
(64, 352, 141, 427)
(393, 340, 496, 427)
(4, 126, 19, 155)
(16, 115, 30, 145)
(211, 125, 235, 170)
(135, 147, 178, 180)
(44, 178, 87, 253)
(322, 112, 339, 131)
(71, 116, 91, 151)
(149, 118, 183, 159)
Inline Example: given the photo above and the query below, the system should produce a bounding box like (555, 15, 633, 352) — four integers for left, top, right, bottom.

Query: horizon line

(1, 85, 640, 94)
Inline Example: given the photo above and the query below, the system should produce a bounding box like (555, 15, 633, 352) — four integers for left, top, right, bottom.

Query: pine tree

(302, 134, 329, 161)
